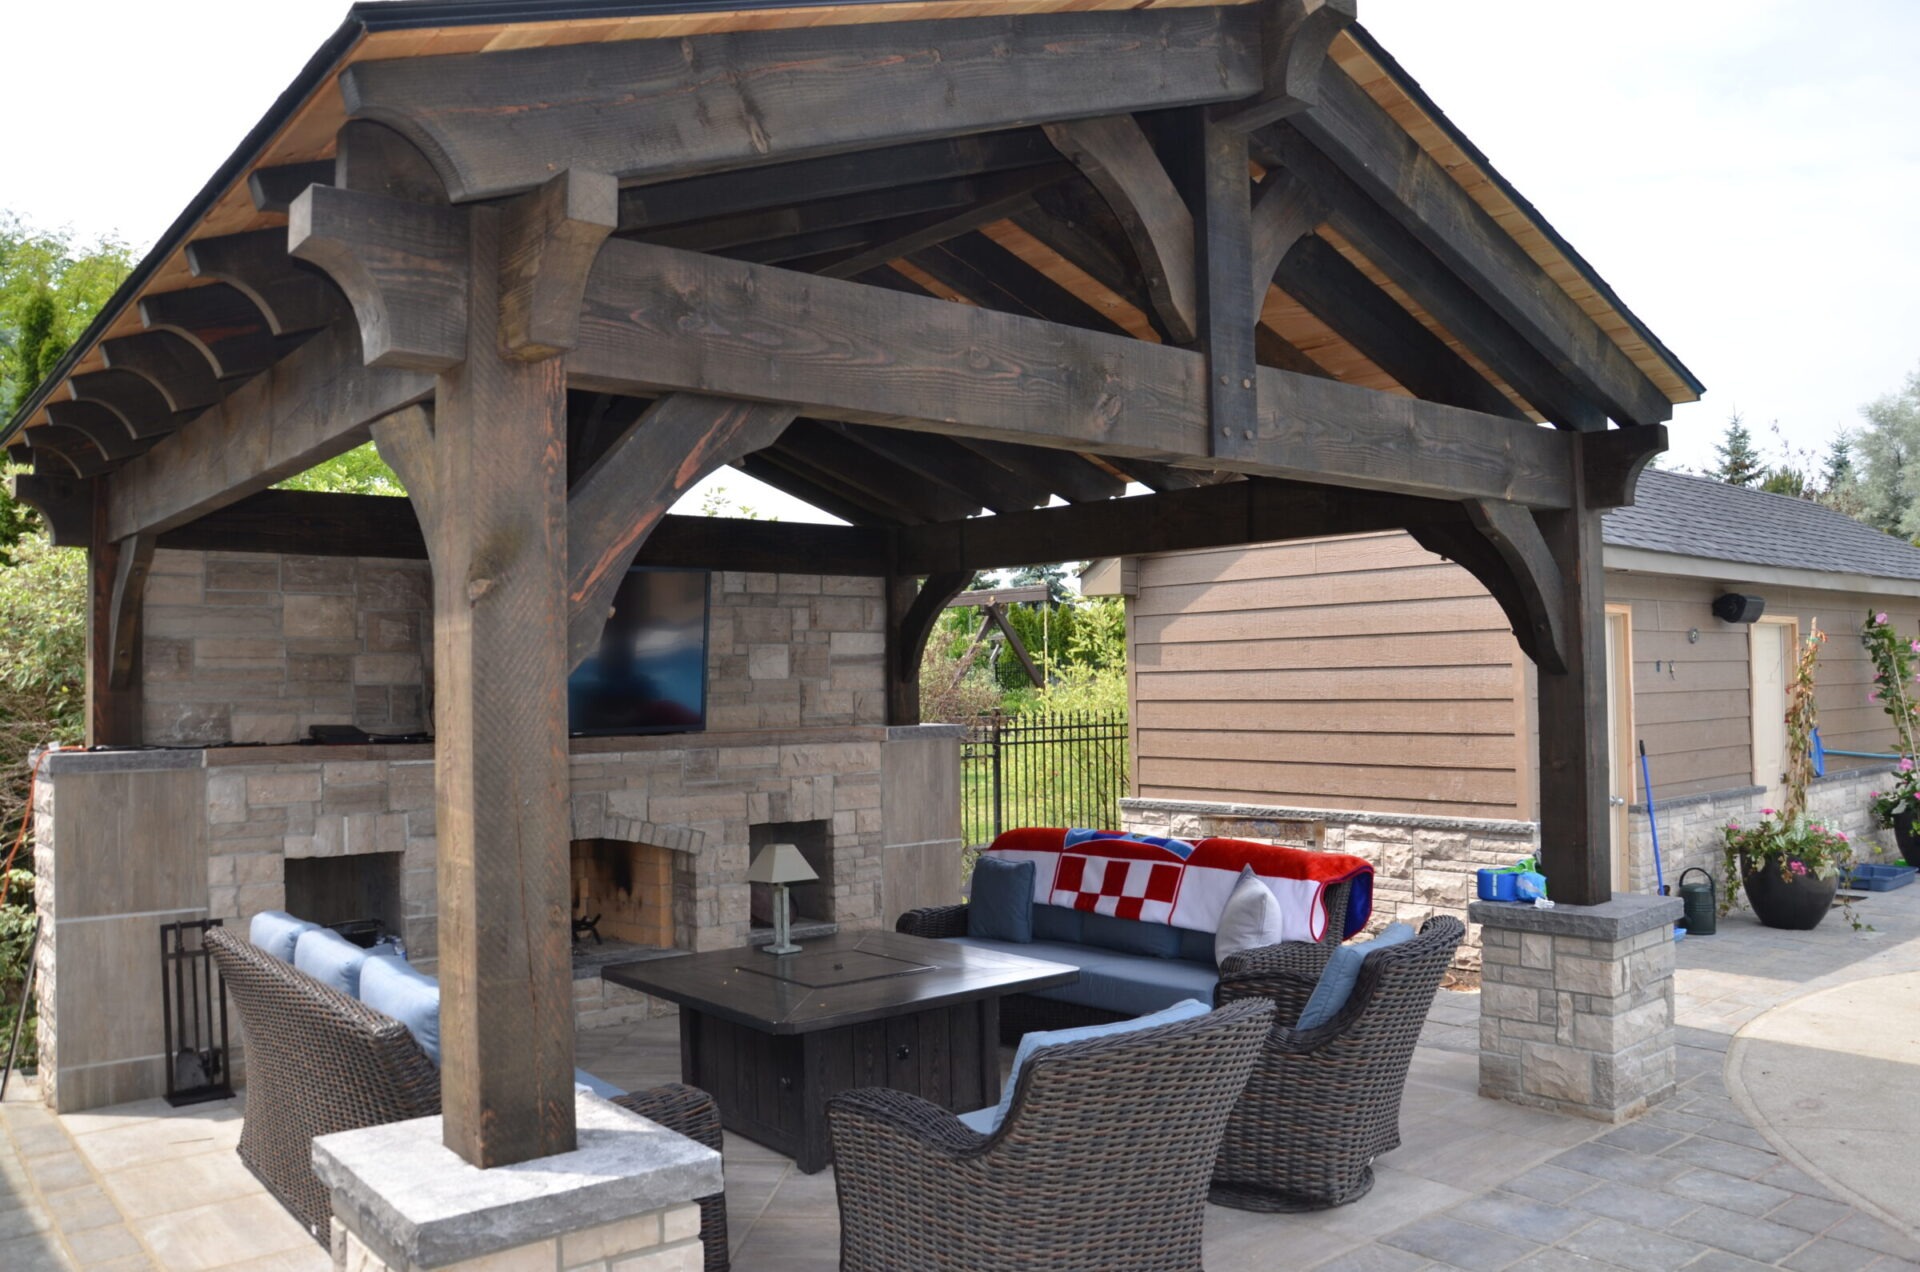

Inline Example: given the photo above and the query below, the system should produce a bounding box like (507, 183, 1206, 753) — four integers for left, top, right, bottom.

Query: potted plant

(1861, 610, 1920, 867)
(1722, 621, 1856, 930)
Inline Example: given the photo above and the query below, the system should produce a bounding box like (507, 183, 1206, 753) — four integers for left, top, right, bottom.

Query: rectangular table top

(601, 929, 1078, 1035)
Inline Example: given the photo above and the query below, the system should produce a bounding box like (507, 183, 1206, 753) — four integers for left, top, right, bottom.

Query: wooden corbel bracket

(499, 170, 619, 361)
(1215, 0, 1358, 133)
(289, 184, 470, 371)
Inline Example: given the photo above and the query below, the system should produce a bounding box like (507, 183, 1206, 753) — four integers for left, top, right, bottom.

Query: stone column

(314, 1092, 720, 1272)
(1472, 894, 1684, 1122)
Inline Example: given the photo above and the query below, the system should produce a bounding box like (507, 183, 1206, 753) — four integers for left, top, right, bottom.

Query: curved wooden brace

(7, 473, 93, 546)
(1411, 500, 1568, 674)
(68, 369, 177, 440)
(566, 393, 798, 668)
(186, 228, 348, 336)
(289, 184, 470, 371)
(499, 170, 618, 361)
(334, 119, 448, 204)
(1583, 424, 1668, 509)
(44, 401, 145, 462)
(107, 533, 156, 691)
(369, 404, 439, 538)
(138, 284, 290, 380)
(1249, 166, 1328, 300)
(23, 426, 107, 478)
(249, 160, 334, 214)
(1217, 0, 1359, 133)
(1043, 115, 1198, 345)
(101, 332, 219, 413)
(886, 569, 976, 725)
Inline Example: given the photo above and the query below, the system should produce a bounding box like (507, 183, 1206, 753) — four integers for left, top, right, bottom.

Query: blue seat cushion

(1175, 926, 1216, 964)
(1295, 923, 1416, 1030)
(249, 910, 319, 963)
(1081, 911, 1182, 960)
(1030, 903, 1083, 944)
(957, 998, 1211, 1135)
(293, 927, 400, 999)
(968, 856, 1035, 943)
(358, 955, 442, 1065)
(946, 937, 1219, 1017)
(574, 1069, 625, 1099)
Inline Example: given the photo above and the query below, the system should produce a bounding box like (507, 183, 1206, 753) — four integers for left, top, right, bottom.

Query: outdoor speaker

(1711, 593, 1767, 624)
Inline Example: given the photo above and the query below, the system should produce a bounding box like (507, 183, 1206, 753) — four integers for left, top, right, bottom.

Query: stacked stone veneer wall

(1122, 797, 1536, 974)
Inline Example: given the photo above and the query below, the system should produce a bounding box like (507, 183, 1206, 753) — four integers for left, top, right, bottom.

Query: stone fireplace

(571, 838, 682, 950)
(285, 853, 403, 939)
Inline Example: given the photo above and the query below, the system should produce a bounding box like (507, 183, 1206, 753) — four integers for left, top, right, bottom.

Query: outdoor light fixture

(748, 842, 818, 956)
(1712, 593, 1767, 624)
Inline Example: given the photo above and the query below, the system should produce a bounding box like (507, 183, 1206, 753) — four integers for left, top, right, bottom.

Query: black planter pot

(1894, 810, 1920, 869)
(1739, 855, 1839, 931)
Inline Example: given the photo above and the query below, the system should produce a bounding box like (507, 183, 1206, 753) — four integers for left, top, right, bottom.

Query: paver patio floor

(4, 880, 1917, 1271)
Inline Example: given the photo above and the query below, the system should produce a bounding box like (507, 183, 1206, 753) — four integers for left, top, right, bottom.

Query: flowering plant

(1861, 610, 1920, 828)
(1721, 810, 1858, 925)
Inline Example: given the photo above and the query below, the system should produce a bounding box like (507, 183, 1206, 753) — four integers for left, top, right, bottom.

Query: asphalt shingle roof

(1603, 467, 1920, 582)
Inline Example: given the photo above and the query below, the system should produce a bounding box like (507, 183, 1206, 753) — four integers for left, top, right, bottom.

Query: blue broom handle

(1639, 739, 1664, 893)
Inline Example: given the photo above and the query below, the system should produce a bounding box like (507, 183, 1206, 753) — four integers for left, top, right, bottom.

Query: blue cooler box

(1476, 868, 1519, 902)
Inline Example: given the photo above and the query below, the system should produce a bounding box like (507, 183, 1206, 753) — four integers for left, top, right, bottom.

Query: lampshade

(748, 843, 819, 886)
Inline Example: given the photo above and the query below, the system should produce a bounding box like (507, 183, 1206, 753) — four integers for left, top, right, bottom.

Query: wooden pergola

(5, 0, 1699, 1171)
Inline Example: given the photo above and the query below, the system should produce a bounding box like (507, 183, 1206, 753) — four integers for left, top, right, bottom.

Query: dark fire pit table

(602, 929, 1077, 1172)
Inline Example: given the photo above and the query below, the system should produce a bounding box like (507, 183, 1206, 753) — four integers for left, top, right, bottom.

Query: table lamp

(748, 842, 818, 955)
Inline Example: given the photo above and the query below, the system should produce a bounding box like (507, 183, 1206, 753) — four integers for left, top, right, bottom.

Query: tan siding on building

(1129, 534, 1920, 819)
(1130, 533, 1529, 818)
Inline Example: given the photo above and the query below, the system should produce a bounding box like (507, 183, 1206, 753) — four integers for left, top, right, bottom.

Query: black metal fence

(961, 710, 1130, 846)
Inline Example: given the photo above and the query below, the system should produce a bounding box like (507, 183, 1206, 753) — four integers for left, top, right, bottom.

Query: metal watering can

(1676, 867, 1717, 936)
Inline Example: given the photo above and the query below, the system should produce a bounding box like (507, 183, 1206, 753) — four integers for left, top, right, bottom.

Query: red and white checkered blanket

(983, 827, 1373, 943)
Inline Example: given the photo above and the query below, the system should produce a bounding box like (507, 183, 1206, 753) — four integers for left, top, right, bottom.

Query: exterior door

(1604, 608, 1635, 893)
(1750, 617, 1798, 806)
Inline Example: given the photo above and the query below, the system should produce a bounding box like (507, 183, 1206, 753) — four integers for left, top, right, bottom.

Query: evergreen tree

(1712, 414, 1765, 486)
(1855, 368, 1920, 536)
(1822, 435, 1856, 490)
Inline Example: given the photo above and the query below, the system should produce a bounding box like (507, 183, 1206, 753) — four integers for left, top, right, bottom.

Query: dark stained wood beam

(105, 318, 435, 541)
(68, 369, 179, 441)
(100, 332, 219, 414)
(738, 452, 892, 527)
(886, 570, 974, 725)
(1214, 0, 1357, 132)
(1110, 456, 1239, 492)
(565, 393, 796, 667)
(248, 160, 334, 214)
(43, 401, 145, 462)
(829, 421, 1052, 513)
(334, 119, 448, 204)
(185, 229, 348, 335)
(1015, 183, 1165, 331)
(1254, 322, 1332, 380)
(618, 129, 1062, 232)
(1284, 71, 1672, 427)
(950, 438, 1125, 504)
(13, 430, 85, 480)
(906, 233, 1130, 338)
(1044, 115, 1198, 343)
(1175, 109, 1261, 450)
(1409, 501, 1567, 675)
(25, 425, 108, 476)
(289, 185, 471, 371)
(8, 472, 93, 547)
(1254, 124, 1605, 430)
(1275, 234, 1527, 420)
(896, 476, 1468, 575)
(775, 420, 980, 524)
(341, 8, 1261, 201)
(85, 489, 143, 745)
(812, 175, 1060, 281)
(139, 283, 300, 380)
(1584, 423, 1668, 508)
(499, 170, 618, 361)
(568, 239, 1576, 508)
(1533, 491, 1611, 904)
(106, 531, 156, 692)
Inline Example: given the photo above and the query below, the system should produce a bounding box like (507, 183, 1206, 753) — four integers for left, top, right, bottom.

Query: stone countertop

(1470, 893, 1684, 940)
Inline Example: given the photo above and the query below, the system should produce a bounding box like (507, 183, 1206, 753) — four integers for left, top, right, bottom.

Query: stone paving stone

(1762, 1163, 1842, 1199)
(1548, 1143, 1688, 1189)
(1381, 1215, 1540, 1271)
(1667, 1202, 1816, 1263)
(1567, 1178, 1699, 1229)
(62, 1221, 144, 1264)
(1768, 1194, 1856, 1234)
(1505, 1251, 1618, 1272)
(1777, 1236, 1890, 1272)
(42, 1183, 121, 1234)
(1497, 1166, 1595, 1206)
(1307, 1244, 1436, 1272)
(1555, 1216, 1708, 1272)
(1685, 1252, 1786, 1272)
(1644, 1106, 1717, 1135)
(1594, 1121, 1690, 1155)
(1444, 1193, 1591, 1245)
(1666, 1167, 1796, 1217)
(1661, 1134, 1782, 1179)
(1827, 1213, 1920, 1262)
(0, 1231, 72, 1271)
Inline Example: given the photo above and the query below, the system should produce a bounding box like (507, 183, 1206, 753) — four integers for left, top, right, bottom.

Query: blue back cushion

(1030, 904, 1084, 944)
(968, 856, 1035, 943)
(250, 910, 318, 963)
(1295, 923, 1416, 1030)
(358, 955, 442, 1064)
(293, 927, 398, 998)
(960, 998, 1212, 1135)
(1175, 926, 1216, 964)
(1081, 911, 1182, 959)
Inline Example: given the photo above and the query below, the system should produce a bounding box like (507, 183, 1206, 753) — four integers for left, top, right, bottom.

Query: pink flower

(1762, 807, 1775, 816)
(1790, 861, 1808, 876)
(1870, 690, 1881, 701)
(1902, 758, 1915, 773)
(1879, 612, 1890, 623)
(1910, 639, 1919, 653)
(1839, 832, 1850, 841)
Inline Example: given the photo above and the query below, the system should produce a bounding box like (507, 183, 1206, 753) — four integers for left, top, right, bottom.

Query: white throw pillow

(1215, 865, 1285, 967)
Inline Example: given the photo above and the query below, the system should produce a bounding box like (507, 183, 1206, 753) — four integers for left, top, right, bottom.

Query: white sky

(5, 0, 1917, 505)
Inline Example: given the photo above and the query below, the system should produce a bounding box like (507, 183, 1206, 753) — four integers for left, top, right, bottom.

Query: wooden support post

(1177, 110, 1260, 452)
(1533, 439, 1611, 906)
(885, 570, 973, 726)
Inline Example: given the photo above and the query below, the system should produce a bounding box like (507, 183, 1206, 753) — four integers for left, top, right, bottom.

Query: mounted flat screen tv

(568, 567, 710, 736)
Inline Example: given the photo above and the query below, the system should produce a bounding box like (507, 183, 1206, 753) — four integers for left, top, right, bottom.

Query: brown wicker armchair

(206, 928, 730, 1270)
(895, 876, 1354, 1041)
(828, 997, 1274, 1272)
(1209, 915, 1466, 1212)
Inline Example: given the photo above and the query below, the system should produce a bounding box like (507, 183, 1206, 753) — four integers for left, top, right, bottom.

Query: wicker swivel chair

(828, 997, 1274, 1272)
(1209, 915, 1466, 1212)
(206, 928, 730, 1270)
